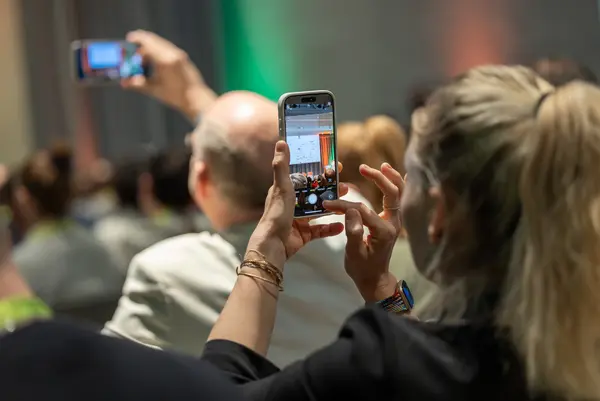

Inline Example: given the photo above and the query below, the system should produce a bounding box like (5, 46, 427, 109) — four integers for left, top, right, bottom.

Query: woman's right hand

(324, 163, 405, 303)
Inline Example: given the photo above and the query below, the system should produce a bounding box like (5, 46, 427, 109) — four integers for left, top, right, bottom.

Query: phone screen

(284, 93, 338, 218)
(73, 41, 147, 83)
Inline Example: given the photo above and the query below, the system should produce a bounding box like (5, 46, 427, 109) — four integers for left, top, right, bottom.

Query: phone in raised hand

(71, 40, 150, 85)
(278, 90, 339, 219)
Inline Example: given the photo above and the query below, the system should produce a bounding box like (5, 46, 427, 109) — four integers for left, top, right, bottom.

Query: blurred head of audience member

(189, 91, 277, 231)
(146, 148, 193, 216)
(338, 115, 407, 213)
(73, 158, 114, 197)
(531, 57, 597, 86)
(8, 145, 123, 318)
(94, 151, 195, 272)
(409, 64, 600, 399)
(400, 81, 444, 135)
(407, 81, 441, 114)
(71, 158, 116, 228)
(10, 147, 72, 236)
(111, 156, 148, 213)
(115, 148, 193, 220)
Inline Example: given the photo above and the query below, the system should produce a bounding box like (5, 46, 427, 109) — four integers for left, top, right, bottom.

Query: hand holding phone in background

(71, 30, 217, 121)
(120, 30, 216, 120)
(72, 40, 148, 84)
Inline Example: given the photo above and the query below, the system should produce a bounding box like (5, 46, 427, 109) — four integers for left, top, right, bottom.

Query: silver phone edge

(278, 90, 339, 220)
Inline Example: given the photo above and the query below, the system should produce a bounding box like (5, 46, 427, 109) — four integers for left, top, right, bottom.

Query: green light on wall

(219, 1, 298, 101)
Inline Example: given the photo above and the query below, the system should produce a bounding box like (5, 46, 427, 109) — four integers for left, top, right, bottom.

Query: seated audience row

(0, 144, 209, 325)
(94, 148, 206, 271)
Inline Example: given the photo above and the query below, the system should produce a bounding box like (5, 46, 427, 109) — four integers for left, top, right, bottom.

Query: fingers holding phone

(247, 141, 344, 270)
(358, 163, 404, 234)
(71, 31, 216, 121)
(324, 198, 398, 303)
(123, 30, 216, 120)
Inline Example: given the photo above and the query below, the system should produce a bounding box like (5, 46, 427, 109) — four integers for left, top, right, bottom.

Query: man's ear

(192, 160, 210, 197)
(427, 186, 446, 244)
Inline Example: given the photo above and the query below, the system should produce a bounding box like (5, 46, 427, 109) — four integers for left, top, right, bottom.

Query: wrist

(246, 239, 286, 273)
(184, 85, 217, 122)
(357, 272, 398, 303)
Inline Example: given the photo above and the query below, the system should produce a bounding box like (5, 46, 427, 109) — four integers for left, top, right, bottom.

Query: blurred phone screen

(73, 40, 148, 84)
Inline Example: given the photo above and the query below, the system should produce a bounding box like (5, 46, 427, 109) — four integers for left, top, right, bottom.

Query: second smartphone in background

(278, 91, 339, 218)
(71, 40, 150, 85)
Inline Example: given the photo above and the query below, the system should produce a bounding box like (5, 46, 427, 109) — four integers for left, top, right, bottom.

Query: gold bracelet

(237, 271, 284, 292)
(244, 249, 283, 280)
(236, 248, 284, 291)
(236, 261, 283, 291)
(240, 259, 282, 282)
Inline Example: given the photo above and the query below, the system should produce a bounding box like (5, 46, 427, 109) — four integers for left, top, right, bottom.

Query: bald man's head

(191, 91, 278, 210)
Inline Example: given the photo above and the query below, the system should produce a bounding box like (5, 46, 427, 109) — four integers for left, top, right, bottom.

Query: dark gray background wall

(19, 0, 600, 160)
(280, 0, 600, 123)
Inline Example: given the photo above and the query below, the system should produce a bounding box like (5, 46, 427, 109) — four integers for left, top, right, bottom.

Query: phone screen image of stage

(285, 100, 337, 217)
(75, 42, 145, 81)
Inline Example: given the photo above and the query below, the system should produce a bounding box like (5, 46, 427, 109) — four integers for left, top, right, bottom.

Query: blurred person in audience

(70, 158, 117, 228)
(404, 80, 441, 132)
(93, 156, 149, 271)
(338, 115, 406, 212)
(338, 115, 435, 301)
(199, 65, 600, 401)
(0, 217, 242, 401)
(0, 175, 23, 246)
(145, 148, 197, 233)
(94, 149, 196, 271)
(531, 57, 597, 86)
(8, 148, 123, 324)
(104, 30, 365, 367)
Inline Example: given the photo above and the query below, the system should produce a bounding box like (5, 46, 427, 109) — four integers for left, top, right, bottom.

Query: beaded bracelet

(376, 280, 414, 315)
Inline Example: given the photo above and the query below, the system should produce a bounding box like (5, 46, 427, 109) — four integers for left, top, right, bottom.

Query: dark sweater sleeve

(202, 307, 396, 401)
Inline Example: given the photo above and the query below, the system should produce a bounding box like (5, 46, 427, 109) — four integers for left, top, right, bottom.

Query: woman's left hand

(323, 163, 405, 302)
(247, 141, 345, 270)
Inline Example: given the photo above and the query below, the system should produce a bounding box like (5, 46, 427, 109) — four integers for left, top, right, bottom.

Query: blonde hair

(338, 115, 407, 212)
(413, 65, 600, 400)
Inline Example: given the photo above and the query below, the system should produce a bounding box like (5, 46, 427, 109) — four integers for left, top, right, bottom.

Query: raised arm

(207, 142, 344, 355)
(122, 30, 217, 122)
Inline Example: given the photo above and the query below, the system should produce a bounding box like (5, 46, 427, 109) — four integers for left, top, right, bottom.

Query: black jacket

(202, 307, 548, 401)
(0, 320, 242, 401)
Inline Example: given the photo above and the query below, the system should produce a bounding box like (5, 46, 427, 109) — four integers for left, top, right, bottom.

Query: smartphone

(278, 90, 339, 218)
(71, 40, 150, 85)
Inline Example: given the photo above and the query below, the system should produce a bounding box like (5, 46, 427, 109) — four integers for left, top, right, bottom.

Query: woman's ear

(427, 186, 446, 244)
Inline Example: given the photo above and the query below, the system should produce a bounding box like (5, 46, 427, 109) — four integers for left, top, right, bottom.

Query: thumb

(272, 141, 291, 189)
(345, 208, 364, 247)
(121, 75, 149, 93)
